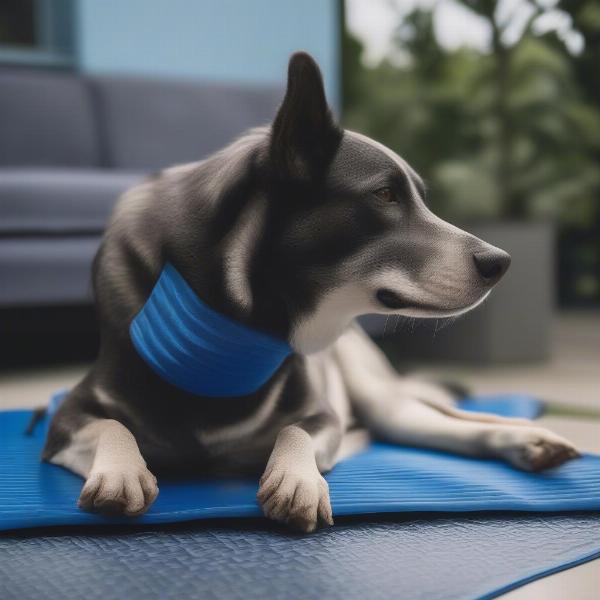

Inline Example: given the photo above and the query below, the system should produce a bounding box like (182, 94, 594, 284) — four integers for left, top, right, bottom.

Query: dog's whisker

(383, 315, 391, 338)
(437, 316, 458, 330)
(432, 319, 439, 340)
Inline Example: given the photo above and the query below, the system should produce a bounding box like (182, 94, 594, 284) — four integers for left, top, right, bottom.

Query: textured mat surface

(0, 393, 598, 531)
(2, 515, 600, 600)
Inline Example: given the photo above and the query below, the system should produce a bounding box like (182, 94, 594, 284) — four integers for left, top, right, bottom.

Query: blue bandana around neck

(130, 263, 292, 397)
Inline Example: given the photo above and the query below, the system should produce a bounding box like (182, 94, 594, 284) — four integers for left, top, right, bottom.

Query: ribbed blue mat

(1, 393, 599, 600)
(0, 393, 597, 531)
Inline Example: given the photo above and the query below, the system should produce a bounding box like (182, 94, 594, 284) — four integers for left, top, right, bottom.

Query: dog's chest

(127, 357, 316, 470)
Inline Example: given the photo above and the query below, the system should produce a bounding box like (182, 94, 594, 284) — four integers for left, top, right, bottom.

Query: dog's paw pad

(78, 466, 158, 516)
(492, 428, 580, 472)
(257, 468, 332, 532)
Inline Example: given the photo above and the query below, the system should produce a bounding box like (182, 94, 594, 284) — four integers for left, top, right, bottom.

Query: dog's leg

(52, 419, 158, 516)
(257, 352, 349, 532)
(358, 396, 578, 470)
(257, 413, 341, 532)
(48, 394, 158, 516)
(334, 324, 579, 471)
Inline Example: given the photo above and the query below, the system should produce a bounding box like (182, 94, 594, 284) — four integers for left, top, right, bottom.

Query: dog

(43, 52, 579, 532)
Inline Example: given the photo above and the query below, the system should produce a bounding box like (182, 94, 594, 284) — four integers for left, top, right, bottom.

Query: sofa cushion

(0, 70, 100, 167)
(91, 76, 282, 170)
(0, 236, 101, 306)
(0, 168, 144, 235)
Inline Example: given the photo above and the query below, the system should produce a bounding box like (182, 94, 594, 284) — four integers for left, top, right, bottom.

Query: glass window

(0, 0, 75, 67)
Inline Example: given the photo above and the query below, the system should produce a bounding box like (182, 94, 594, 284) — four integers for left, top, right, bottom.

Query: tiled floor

(1, 311, 599, 599)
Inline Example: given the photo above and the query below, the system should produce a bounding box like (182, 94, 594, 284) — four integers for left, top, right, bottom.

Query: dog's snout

(473, 249, 511, 284)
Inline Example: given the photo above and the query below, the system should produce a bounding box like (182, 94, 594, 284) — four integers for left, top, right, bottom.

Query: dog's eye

(374, 187, 395, 203)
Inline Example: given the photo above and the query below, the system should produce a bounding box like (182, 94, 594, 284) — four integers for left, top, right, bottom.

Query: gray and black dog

(44, 52, 579, 532)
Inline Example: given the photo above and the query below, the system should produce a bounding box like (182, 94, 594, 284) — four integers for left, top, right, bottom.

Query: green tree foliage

(342, 1, 600, 225)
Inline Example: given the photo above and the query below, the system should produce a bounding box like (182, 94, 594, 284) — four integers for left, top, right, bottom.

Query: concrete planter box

(363, 222, 555, 364)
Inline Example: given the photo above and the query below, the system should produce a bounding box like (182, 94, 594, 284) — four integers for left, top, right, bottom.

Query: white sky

(346, 0, 583, 65)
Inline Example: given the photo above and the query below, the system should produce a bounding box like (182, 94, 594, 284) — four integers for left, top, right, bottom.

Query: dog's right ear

(270, 52, 341, 180)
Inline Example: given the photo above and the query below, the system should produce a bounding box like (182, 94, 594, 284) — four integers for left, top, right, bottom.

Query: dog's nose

(473, 249, 511, 283)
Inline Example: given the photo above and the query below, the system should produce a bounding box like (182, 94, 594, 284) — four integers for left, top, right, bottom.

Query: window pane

(0, 0, 36, 47)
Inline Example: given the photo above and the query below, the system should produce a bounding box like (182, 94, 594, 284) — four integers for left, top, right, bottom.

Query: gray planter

(361, 222, 555, 364)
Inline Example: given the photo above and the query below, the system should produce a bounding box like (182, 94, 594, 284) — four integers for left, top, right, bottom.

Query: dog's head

(169, 53, 509, 353)
(255, 52, 510, 351)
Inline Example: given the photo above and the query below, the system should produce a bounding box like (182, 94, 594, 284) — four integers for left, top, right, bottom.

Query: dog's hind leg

(356, 395, 578, 471)
(44, 385, 158, 516)
(417, 395, 534, 427)
(334, 324, 579, 471)
(336, 325, 534, 427)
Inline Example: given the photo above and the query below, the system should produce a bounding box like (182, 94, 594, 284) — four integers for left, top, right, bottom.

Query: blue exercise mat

(0, 392, 597, 531)
(1, 392, 599, 600)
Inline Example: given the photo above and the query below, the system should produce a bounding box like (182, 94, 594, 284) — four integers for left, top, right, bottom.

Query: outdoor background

(0, 0, 598, 403)
(344, 0, 600, 309)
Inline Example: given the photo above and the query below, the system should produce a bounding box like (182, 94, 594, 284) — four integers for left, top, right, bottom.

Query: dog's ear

(270, 52, 341, 180)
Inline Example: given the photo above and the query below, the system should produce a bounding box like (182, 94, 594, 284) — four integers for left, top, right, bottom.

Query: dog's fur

(43, 53, 578, 531)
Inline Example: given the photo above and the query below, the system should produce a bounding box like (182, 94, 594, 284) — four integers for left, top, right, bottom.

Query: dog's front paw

(490, 427, 580, 472)
(257, 465, 333, 533)
(78, 466, 158, 516)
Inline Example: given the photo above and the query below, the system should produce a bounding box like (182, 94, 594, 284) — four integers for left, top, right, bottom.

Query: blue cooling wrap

(130, 263, 292, 397)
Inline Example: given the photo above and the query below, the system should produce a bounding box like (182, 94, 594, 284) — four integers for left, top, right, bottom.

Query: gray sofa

(0, 68, 281, 307)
